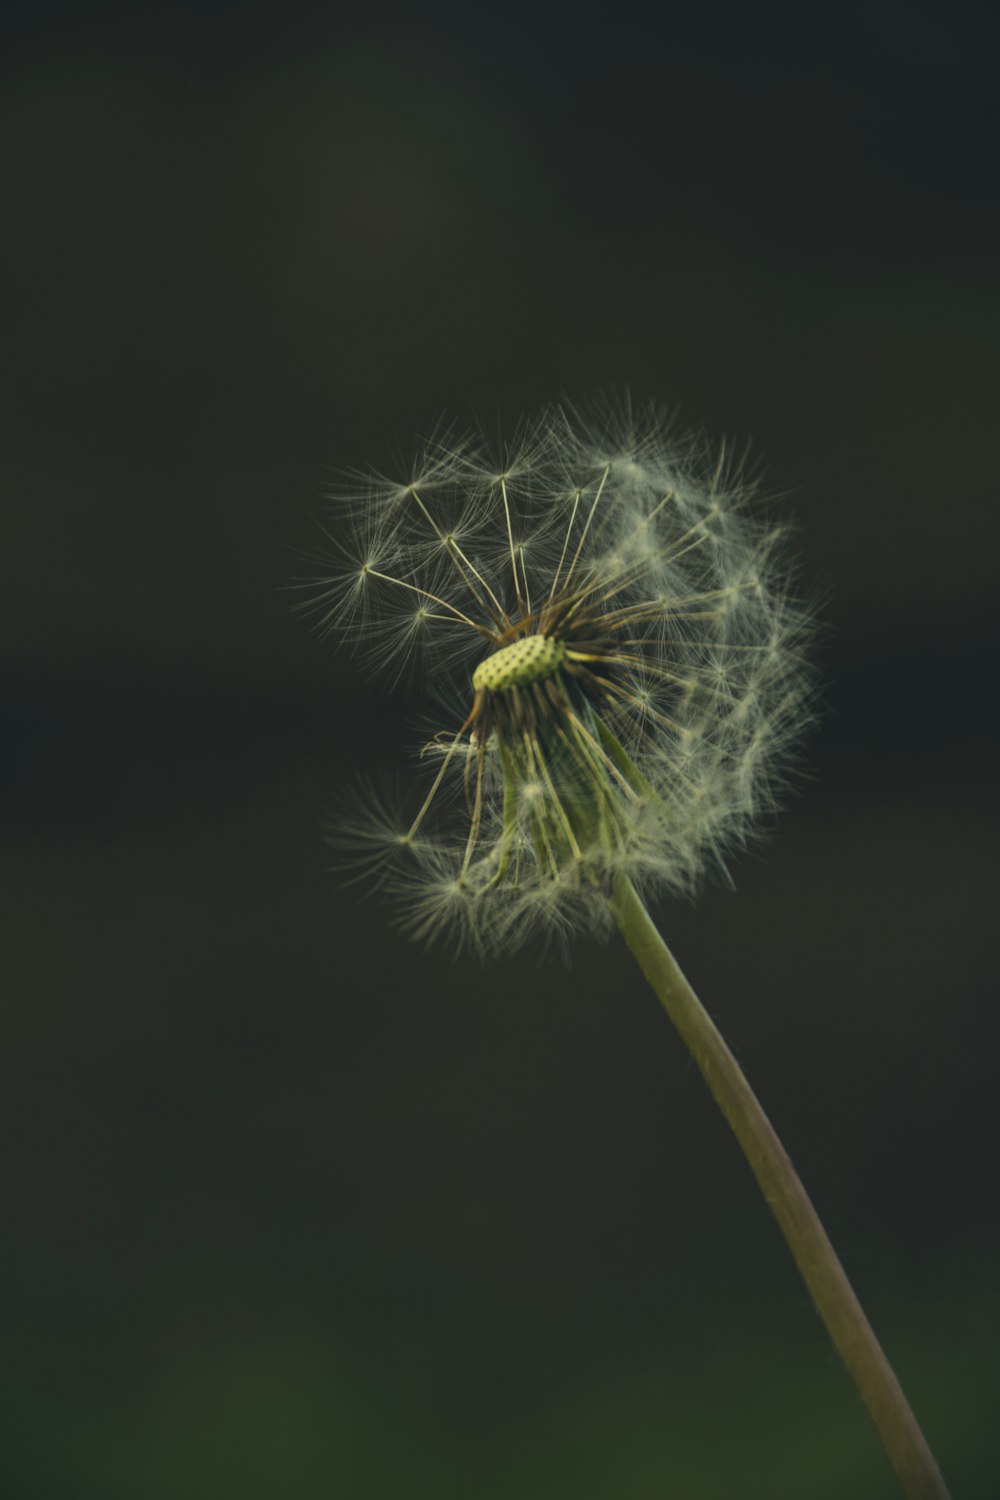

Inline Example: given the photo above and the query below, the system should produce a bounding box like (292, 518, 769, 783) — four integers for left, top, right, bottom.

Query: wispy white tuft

(297, 397, 816, 955)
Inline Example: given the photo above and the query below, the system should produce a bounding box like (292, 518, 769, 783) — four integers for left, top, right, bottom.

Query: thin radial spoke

(581, 696, 701, 804)
(365, 568, 497, 638)
(557, 544, 680, 627)
(553, 722, 629, 857)
(561, 465, 610, 594)
(710, 440, 728, 493)
(594, 486, 678, 551)
(643, 488, 679, 527)
(552, 721, 628, 836)
(461, 747, 487, 874)
(594, 684, 703, 779)
(517, 543, 531, 617)
(408, 488, 512, 628)
(406, 707, 478, 840)
(448, 539, 510, 627)
(554, 521, 700, 627)
(564, 712, 640, 800)
(548, 488, 582, 603)
(597, 584, 745, 626)
(499, 476, 526, 616)
(597, 674, 689, 732)
(561, 511, 712, 624)
(565, 648, 704, 689)
(524, 733, 583, 860)
(584, 605, 727, 637)
(611, 636, 775, 654)
(558, 560, 655, 624)
(525, 766, 561, 879)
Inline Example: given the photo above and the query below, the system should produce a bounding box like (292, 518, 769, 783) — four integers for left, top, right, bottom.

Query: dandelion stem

(608, 874, 951, 1500)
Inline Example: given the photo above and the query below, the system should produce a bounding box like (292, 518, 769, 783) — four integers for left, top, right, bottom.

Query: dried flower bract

(300, 400, 814, 953)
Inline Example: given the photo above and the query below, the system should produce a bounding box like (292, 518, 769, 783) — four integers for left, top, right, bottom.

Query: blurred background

(2, 2, 998, 1495)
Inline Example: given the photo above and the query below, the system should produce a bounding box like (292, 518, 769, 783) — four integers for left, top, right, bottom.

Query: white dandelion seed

(297, 398, 813, 954)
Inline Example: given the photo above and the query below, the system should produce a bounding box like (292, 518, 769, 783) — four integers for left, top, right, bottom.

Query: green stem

(609, 874, 950, 1500)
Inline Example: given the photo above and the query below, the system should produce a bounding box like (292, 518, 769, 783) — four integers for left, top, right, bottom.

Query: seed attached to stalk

(298, 399, 952, 1499)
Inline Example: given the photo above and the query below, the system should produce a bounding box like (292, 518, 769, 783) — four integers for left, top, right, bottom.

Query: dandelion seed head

(306, 397, 816, 954)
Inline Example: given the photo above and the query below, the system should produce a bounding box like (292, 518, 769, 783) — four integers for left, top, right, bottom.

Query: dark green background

(3, 3, 998, 1495)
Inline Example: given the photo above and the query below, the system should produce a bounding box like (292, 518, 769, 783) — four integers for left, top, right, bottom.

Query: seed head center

(473, 635, 567, 693)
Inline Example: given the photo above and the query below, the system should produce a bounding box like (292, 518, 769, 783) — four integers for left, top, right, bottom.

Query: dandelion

(303, 403, 810, 953)
(298, 399, 949, 1500)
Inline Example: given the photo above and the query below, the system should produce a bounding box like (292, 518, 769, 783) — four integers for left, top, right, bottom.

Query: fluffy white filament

(299, 399, 815, 954)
